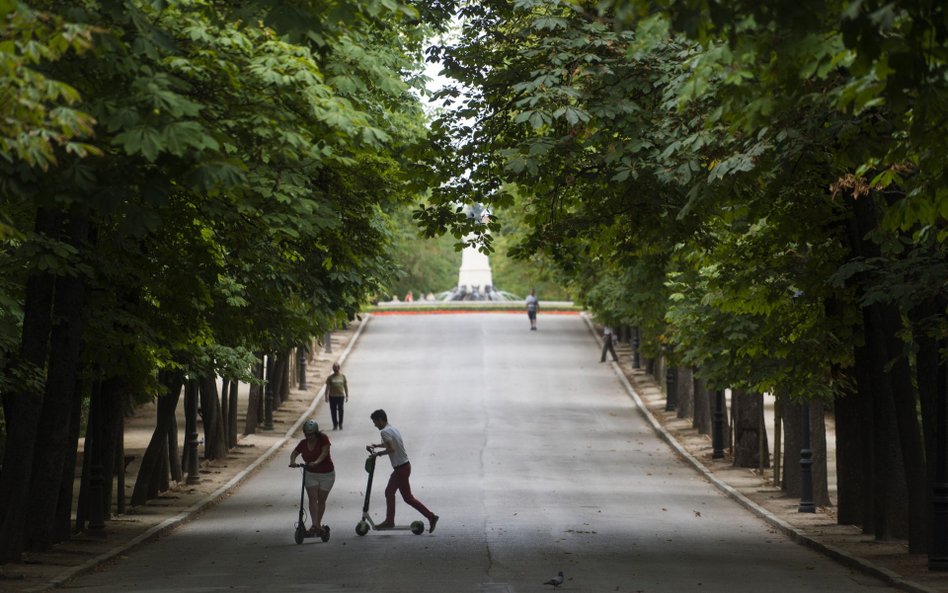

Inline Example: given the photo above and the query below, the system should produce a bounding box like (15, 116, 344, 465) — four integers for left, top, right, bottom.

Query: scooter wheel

(294, 525, 305, 545)
(356, 521, 369, 536)
(320, 525, 331, 542)
(410, 520, 425, 535)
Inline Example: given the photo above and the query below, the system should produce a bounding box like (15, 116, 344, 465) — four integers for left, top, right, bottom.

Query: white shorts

(304, 470, 335, 492)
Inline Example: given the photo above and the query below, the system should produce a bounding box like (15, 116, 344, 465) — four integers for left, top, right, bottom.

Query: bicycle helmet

(303, 419, 319, 435)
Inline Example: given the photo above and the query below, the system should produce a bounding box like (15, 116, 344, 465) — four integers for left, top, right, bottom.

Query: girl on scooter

(289, 419, 335, 536)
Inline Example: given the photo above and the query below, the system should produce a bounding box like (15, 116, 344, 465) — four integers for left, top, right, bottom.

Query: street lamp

(790, 290, 815, 513)
(297, 345, 307, 391)
(798, 402, 815, 512)
(631, 326, 640, 369)
(712, 390, 725, 459)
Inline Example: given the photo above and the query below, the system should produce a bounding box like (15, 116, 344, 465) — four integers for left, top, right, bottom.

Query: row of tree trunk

(628, 298, 946, 556)
(0, 327, 298, 563)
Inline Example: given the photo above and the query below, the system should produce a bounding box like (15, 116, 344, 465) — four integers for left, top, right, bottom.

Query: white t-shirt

(526, 295, 538, 312)
(380, 425, 410, 467)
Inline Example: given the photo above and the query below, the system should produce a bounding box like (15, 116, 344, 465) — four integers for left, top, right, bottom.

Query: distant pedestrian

(600, 326, 618, 362)
(366, 409, 439, 533)
(289, 420, 334, 536)
(526, 289, 539, 331)
(325, 362, 349, 430)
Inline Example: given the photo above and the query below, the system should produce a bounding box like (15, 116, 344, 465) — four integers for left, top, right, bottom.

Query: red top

(293, 434, 334, 473)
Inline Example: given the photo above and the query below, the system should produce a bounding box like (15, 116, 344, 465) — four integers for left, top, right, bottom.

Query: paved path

(24, 314, 907, 593)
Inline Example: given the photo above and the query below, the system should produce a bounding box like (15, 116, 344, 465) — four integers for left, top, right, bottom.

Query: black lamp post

(631, 326, 641, 369)
(798, 402, 815, 512)
(297, 345, 307, 390)
(712, 390, 725, 459)
(665, 347, 677, 412)
(790, 290, 815, 512)
(324, 331, 332, 353)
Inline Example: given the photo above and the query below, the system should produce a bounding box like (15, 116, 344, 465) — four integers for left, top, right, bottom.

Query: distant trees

(423, 0, 946, 555)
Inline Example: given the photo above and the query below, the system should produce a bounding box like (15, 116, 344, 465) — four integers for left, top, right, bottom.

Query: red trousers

(385, 463, 434, 523)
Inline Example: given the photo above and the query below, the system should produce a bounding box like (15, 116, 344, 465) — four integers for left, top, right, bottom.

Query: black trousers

(601, 337, 618, 362)
(329, 396, 345, 428)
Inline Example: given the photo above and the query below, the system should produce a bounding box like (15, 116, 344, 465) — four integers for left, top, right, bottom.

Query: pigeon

(543, 571, 564, 588)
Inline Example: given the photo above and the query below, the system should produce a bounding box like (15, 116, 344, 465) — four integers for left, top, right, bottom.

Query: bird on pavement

(543, 571, 564, 588)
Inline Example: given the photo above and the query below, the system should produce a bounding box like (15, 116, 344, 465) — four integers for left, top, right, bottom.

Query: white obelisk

(457, 243, 493, 292)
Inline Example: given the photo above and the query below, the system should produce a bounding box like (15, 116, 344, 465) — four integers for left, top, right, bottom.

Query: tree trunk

(848, 188, 916, 542)
(676, 368, 694, 420)
(693, 375, 711, 435)
(863, 306, 911, 540)
(131, 372, 183, 506)
(872, 301, 928, 551)
(77, 380, 108, 532)
(732, 390, 769, 469)
(57, 389, 83, 539)
(220, 378, 231, 449)
(76, 378, 123, 529)
(25, 226, 86, 550)
(834, 358, 872, 527)
(0, 210, 57, 563)
(227, 381, 239, 448)
(912, 298, 946, 552)
(98, 378, 125, 519)
(200, 375, 227, 460)
(280, 348, 291, 403)
(245, 355, 263, 435)
(114, 414, 126, 515)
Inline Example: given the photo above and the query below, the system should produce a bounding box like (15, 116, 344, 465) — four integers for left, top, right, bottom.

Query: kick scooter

(290, 463, 331, 544)
(355, 452, 425, 536)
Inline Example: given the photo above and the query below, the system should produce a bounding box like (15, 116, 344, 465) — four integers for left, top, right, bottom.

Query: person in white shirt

(600, 325, 618, 363)
(525, 289, 539, 330)
(366, 409, 439, 533)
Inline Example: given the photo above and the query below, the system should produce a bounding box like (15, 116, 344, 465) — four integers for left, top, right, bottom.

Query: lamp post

(790, 290, 815, 512)
(324, 331, 332, 353)
(664, 347, 677, 412)
(712, 390, 725, 459)
(798, 402, 815, 512)
(631, 326, 641, 369)
(297, 345, 307, 391)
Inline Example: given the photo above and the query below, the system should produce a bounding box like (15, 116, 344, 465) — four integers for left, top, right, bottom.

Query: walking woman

(325, 362, 349, 430)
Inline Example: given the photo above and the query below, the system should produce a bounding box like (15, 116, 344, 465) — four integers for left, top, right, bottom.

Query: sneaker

(376, 521, 395, 529)
(429, 515, 439, 533)
(307, 525, 319, 535)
